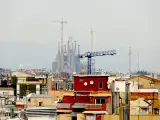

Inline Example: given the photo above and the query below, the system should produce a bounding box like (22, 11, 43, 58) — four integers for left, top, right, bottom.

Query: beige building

(12, 72, 48, 99)
(27, 94, 53, 107)
(0, 87, 14, 104)
(103, 115, 160, 120)
(56, 114, 72, 120)
(48, 90, 74, 102)
(128, 75, 160, 89)
(47, 77, 73, 91)
(0, 87, 14, 96)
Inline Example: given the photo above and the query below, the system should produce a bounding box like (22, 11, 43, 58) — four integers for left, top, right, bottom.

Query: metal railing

(85, 104, 102, 109)
(56, 103, 71, 109)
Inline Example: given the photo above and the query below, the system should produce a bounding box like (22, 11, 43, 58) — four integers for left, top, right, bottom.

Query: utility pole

(128, 41, 132, 77)
(119, 82, 130, 120)
(138, 51, 139, 73)
(52, 18, 67, 74)
(125, 82, 130, 120)
(78, 44, 80, 73)
(138, 51, 140, 89)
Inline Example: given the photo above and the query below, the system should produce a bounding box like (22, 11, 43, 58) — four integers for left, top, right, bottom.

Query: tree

(11, 76, 17, 96)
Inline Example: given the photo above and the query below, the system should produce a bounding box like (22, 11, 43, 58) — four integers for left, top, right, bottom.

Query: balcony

(17, 80, 41, 84)
(56, 103, 72, 110)
(85, 104, 106, 111)
(72, 103, 86, 109)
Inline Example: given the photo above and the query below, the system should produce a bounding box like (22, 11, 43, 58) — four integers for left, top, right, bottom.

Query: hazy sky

(0, 0, 160, 72)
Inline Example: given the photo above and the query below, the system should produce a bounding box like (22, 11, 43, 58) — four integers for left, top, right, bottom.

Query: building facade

(12, 72, 48, 99)
(27, 94, 53, 107)
(56, 75, 112, 120)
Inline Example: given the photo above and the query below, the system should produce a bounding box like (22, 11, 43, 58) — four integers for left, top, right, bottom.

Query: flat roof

(82, 111, 108, 114)
(56, 110, 72, 113)
(89, 92, 112, 97)
(26, 106, 56, 110)
(0, 87, 13, 90)
(73, 74, 110, 77)
(63, 91, 112, 97)
(31, 94, 52, 98)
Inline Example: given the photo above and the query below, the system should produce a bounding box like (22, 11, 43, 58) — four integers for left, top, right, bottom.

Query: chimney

(154, 73, 158, 79)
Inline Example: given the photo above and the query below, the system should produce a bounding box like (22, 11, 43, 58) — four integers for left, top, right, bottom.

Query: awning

(82, 111, 108, 114)
(56, 110, 72, 113)
(89, 92, 111, 97)
(62, 92, 75, 96)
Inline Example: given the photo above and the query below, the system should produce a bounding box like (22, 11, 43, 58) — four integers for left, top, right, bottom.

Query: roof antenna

(129, 40, 132, 78)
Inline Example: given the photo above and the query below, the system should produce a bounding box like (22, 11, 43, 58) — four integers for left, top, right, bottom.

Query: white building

(130, 98, 150, 115)
(0, 87, 14, 96)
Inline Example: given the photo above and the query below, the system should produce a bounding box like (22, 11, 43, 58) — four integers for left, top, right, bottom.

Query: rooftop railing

(85, 104, 102, 109)
(56, 103, 71, 109)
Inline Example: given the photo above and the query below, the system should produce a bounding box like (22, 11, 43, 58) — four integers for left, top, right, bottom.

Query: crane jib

(79, 50, 117, 58)
(79, 49, 117, 74)
(90, 50, 117, 57)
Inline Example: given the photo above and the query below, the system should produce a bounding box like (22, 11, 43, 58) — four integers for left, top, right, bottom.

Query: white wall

(0, 89, 14, 96)
(129, 81, 139, 92)
(28, 116, 56, 120)
(0, 98, 5, 105)
(113, 81, 126, 92)
(113, 81, 159, 92)
(36, 85, 40, 95)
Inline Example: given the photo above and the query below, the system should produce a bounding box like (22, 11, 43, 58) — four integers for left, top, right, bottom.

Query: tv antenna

(129, 40, 132, 77)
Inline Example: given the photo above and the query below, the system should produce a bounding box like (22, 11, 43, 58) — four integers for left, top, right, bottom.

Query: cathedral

(52, 39, 86, 76)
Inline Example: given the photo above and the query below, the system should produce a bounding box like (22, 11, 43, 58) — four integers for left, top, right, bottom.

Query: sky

(0, 0, 160, 72)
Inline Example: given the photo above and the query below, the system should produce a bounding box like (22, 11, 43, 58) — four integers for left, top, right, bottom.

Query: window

(150, 84, 155, 88)
(98, 82, 103, 89)
(68, 85, 70, 90)
(101, 99, 106, 104)
(96, 99, 101, 104)
(39, 102, 43, 106)
(96, 99, 106, 104)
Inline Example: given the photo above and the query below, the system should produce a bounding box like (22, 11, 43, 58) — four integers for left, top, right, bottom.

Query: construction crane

(52, 18, 67, 74)
(79, 50, 117, 74)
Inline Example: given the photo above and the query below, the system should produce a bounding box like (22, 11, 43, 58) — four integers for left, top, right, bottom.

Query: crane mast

(52, 18, 67, 73)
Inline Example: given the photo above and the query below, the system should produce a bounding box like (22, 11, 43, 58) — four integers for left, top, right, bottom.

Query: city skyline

(0, 0, 160, 72)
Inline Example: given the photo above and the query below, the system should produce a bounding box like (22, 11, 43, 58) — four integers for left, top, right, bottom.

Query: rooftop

(0, 87, 13, 90)
(129, 75, 160, 83)
(26, 106, 56, 110)
(62, 91, 111, 97)
(30, 94, 52, 98)
(73, 74, 110, 77)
